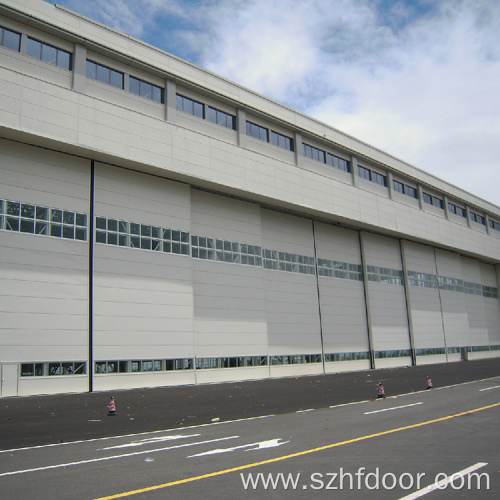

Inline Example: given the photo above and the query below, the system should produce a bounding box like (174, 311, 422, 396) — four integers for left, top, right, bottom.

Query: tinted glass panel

(26, 38, 42, 59)
(2, 28, 21, 51)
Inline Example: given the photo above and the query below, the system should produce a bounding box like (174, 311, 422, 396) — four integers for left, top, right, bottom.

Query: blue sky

(51, 0, 500, 206)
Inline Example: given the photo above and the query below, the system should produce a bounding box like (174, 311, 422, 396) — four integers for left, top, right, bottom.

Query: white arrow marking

(0, 436, 239, 477)
(187, 438, 289, 458)
(99, 434, 200, 450)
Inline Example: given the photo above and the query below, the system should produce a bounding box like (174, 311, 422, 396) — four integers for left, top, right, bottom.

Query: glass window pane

(107, 219, 118, 232)
(41, 44, 57, 65)
(75, 213, 87, 227)
(63, 211, 75, 225)
(26, 38, 42, 59)
(193, 101, 204, 118)
(3, 29, 21, 51)
(21, 204, 35, 218)
(140, 81, 152, 99)
(208, 107, 217, 123)
(36, 221, 48, 235)
(86, 60, 96, 79)
(110, 69, 123, 88)
(75, 227, 86, 240)
(129, 77, 140, 95)
(57, 50, 71, 70)
(176, 94, 183, 110)
(21, 363, 34, 376)
(106, 232, 117, 244)
(50, 224, 62, 237)
(35, 206, 48, 220)
(7, 201, 20, 216)
(152, 86, 162, 103)
(63, 225, 75, 239)
(20, 219, 34, 233)
(217, 111, 226, 127)
(6, 217, 19, 231)
(96, 64, 109, 84)
(51, 209, 62, 222)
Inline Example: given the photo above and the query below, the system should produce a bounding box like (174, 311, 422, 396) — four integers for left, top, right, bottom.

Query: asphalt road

(1, 373, 499, 499)
(0, 358, 499, 451)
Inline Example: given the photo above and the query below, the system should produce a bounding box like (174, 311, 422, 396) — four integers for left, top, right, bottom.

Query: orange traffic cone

(426, 376, 433, 390)
(107, 396, 117, 416)
(377, 382, 385, 398)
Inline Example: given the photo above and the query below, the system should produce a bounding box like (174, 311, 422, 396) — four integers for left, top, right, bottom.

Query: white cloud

(189, 0, 500, 206)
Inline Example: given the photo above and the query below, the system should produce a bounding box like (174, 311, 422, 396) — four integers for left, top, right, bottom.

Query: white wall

(93, 163, 194, 362)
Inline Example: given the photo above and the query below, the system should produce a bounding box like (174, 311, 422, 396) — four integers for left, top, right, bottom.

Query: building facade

(1, 0, 499, 397)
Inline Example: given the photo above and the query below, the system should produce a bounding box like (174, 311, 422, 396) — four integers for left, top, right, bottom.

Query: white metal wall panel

(435, 249, 470, 349)
(402, 241, 446, 350)
(0, 143, 89, 368)
(362, 233, 411, 359)
(93, 163, 194, 361)
(190, 190, 267, 358)
(315, 223, 369, 353)
(481, 263, 500, 348)
(461, 257, 489, 346)
(261, 210, 322, 355)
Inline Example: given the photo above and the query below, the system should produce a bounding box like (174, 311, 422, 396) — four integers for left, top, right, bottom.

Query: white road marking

(398, 462, 488, 499)
(364, 402, 423, 415)
(296, 409, 315, 413)
(0, 436, 239, 477)
(479, 385, 500, 392)
(187, 438, 289, 458)
(99, 434, 200, 450)
(329, 400, 370, 409)
(0, 414, 275, 454)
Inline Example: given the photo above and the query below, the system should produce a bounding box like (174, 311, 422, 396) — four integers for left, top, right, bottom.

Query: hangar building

(1, 0, 499, 396)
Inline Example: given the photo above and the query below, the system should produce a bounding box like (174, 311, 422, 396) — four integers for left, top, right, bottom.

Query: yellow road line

(94, 402, 500, 499)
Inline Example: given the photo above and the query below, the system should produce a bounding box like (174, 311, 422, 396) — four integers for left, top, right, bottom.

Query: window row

(176, 94, 236, 130)
(0, 25, 71, 70)
(303, 143, 351, 172)
(358, 165, 387, 187)
(392, 180, 418, 199)
(423, 192, 444, 209)
(407, 270, 498, 298)
(196, 356, 268, 369)
(415, 347, 446, 357)
(317, 259, 363, 281)
(27, 37, 71, 70)
(263, 249, 315, 275)
(95, 216, 190, 255)
(21, 362, 86, 377)
(95, 359, 192, 373)
(191, 235, 262, 267)
(366, 265, 403, 285)
(270, 354, 322, 365)
(374, 349, 412, 359)
(470, 212, 485, 225)
(325, 351, 370, 362)
(438, 276, 464, 293)
(448, 202, 466, 218)
(0, 199, 87, 241)
(247, 122, 295, 152)
(488, 219, 500, 231)
(86, 60, 163, 102)
(468, 345, 493, 353)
